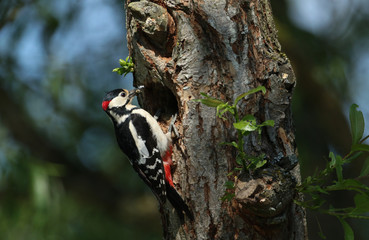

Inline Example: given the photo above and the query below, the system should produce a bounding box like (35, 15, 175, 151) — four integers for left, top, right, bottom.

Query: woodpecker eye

(121, 92, 126, 97)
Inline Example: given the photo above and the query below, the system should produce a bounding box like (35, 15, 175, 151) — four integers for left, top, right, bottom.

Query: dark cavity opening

(137, 83, 178, 122)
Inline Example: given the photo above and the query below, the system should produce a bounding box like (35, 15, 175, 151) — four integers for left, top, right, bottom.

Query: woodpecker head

(102, 87, 143, 113)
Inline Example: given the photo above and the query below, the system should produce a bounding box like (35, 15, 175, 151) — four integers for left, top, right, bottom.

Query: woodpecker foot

(154, 110, 179, 138)
(168, 113, 179, 138)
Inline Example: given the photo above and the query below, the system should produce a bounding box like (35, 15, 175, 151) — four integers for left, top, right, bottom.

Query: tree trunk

(125, 0, 307, 239)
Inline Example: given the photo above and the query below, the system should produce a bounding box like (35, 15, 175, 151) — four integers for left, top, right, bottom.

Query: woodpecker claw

(153, 110, 179, 137)
(168, 113, 179, 138)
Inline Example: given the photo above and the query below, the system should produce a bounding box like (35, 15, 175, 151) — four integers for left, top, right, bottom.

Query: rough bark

(125, 0, 307, 239)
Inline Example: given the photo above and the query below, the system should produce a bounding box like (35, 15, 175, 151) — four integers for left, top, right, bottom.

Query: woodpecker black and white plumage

(102, 87, 193, 221)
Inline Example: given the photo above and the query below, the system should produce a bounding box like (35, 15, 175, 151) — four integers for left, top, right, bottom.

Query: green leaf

(233, 115, 257, 132)
(329, 151, 336, 169)
(236, 155, 244, 165)
(224, 181, 235, 189)
(338, 218, 354, 240)
(350, 104, 365, 145)
(227, 171, 234, 176)
(216, 103, 233, 119)
(305, 176, 312, 184)
(254, 159, 267, 169)
(233, 86, 266, 106)
(360, 157, 369, 177)
(351, 193, 369, 215)
(257, 120, 275, 134)
(220, 141, 239, 149)
(113, 57, 134, 76)
(194, 93, 226, 108)
(314, 185, 329, 194)
(242, 114, 256, 123)
(345, 179, 369, 190)
(316, 219, 327, 239)
(335, 155, 344, 183)
(246, 154, 267, 170)
(221, 193, 235, 202)
(329, 152, 343, 182)
(259, 120, 275, 127)
(327, 179, 369, 192)
(351, 143, 369, 152)
(193, 97, 225, 108)
(233, 120, 258, 132)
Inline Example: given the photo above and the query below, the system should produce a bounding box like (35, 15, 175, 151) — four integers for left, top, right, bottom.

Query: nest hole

(138, 83, 178, 122)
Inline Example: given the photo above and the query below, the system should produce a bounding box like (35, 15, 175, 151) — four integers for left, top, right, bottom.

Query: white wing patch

(129, 121, 164, 168)
(129, 121, 150, 163)
(131, 108, 170, 155)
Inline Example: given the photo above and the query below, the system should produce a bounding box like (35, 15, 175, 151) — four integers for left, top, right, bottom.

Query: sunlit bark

(125, 0, 307, 239)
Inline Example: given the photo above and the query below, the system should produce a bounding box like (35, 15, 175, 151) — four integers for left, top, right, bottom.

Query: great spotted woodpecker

(102, 87, 193, 221)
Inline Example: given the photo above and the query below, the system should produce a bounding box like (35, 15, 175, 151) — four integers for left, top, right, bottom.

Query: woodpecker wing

(128, 113, 167, 203)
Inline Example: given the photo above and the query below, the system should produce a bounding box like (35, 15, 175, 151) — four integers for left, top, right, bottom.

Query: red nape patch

(102, 100, 110, 111)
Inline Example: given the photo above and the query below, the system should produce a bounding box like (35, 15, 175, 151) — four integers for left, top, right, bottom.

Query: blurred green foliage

(0, 0, 162, 239)
(272, 1, 369, 239)
(296, 104, 369, 239)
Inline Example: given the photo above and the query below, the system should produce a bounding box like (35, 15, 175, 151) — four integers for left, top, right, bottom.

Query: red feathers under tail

(163, 146, 174, 187)
(163, 146, 193, 221)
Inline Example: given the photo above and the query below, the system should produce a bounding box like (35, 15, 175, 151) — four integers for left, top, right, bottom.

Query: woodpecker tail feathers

(166, 184, 194, 222)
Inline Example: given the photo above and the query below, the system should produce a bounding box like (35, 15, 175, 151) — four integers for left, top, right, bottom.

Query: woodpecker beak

(128, 86, 144, 99)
